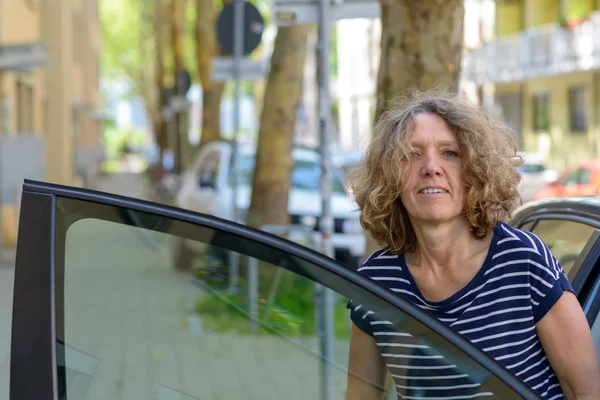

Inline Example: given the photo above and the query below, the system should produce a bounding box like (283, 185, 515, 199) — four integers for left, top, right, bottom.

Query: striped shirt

(349, 222, 573, 400)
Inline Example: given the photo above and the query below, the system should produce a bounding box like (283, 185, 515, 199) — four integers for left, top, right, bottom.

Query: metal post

(247, 256, 259, 333)
(317, 0, 335, 398)
(228, 0, 245, 292)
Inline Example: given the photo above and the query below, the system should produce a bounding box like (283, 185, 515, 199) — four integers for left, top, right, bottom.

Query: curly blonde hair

(348, 90, 523, 254)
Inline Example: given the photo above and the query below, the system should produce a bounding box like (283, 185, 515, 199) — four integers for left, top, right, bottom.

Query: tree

(195, 0, 226, 146)
(374, 0, 464, 121)
(100, 0, 170, 161)
(153, 0, 170, 160)
(246, 26, 312, 229)
(171, 0, 188, 172)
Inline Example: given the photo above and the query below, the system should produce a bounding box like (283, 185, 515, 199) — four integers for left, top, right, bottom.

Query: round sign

(216, 1, 264, 56)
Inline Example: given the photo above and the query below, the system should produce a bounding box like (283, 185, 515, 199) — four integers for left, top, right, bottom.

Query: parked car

(8, 181, 600, 399)
(516, 152, 559, 203)
(534, 158, 600, 201)
(174, 140, 365, 268)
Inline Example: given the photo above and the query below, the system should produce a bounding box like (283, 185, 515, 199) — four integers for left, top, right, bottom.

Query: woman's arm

(537, 291, 600, 399)
(345, 322, 388, 400)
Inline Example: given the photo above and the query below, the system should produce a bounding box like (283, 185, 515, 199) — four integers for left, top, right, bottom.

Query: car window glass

(518, 220, 536, 231)
(561, 169, 581, 186)
(53, 197, 528, 400)
(518, 164, 545, 174)
(237, 154, 346, 194)
(197, 152, 220, 188)
(531, 219, 596, 277)
(561, 168, 592, 186)
(579, 169, 592, 185)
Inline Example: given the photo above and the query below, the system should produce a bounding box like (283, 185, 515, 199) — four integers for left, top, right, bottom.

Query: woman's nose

(420, 153, 442, 177)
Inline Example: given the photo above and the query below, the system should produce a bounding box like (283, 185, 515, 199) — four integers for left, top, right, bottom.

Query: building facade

(464, 0, 600, 172)
(0, 0, 103, 248)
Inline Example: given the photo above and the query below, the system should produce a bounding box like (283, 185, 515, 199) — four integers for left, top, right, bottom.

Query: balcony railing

(464, 11, 600, 85)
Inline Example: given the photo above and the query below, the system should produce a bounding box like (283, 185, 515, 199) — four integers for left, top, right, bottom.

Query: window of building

(569, 86, 588, 133)
(532, 92, 550, 132)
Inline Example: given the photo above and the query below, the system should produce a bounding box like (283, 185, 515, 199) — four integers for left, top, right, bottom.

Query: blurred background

(1, 0, 600, 262)
(2, 1, 600, 398)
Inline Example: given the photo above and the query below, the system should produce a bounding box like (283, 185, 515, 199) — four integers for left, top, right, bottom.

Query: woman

(345, 91, 600, 399)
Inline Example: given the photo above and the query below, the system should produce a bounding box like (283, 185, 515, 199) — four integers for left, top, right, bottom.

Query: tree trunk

(246, 26, 311, 229)
(196, 0, 225, 146)
(366, 0, 464, 255)
(374, 0, 464, 121)
(154, 0, 169, 163)
(170, 0, 187, 172)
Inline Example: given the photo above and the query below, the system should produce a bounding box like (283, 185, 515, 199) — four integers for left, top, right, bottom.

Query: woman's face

(400, 113, 466, 227)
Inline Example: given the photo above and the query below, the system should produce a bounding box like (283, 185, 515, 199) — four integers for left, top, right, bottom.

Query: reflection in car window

(531, 219, 595, 277)
(53, 198, 530, 399)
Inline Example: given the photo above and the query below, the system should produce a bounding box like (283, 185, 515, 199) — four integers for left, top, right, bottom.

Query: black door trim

(10, 191, 58, 400)
(17, 179, 542, 399)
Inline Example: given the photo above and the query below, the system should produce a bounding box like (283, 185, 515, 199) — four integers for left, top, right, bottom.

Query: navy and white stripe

(349, 222, 573, 399)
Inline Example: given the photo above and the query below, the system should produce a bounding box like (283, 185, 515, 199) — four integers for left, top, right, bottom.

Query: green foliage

(194, 273, 352, 339)
(100, 0, 147, 79)
(103, 127, 147, 160)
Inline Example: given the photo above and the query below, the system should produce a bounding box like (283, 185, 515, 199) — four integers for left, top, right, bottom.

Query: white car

(517, 152, 559, 204)
(175, 140, 365, 268)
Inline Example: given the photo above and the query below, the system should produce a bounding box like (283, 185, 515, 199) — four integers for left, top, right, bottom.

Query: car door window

(531, 219, 596, 277)
(11, 184, 540, 399)
(561, 168, 591, 186)
(197, 152, 220, 188)
(517, 220, 536, 232)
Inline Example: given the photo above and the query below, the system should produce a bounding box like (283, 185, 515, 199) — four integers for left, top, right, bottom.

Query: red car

(534, 158, 600, 200)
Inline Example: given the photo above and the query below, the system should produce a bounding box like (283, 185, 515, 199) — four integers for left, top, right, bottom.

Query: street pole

(228, 0, 245, 293)
(317, 0, 335, 398)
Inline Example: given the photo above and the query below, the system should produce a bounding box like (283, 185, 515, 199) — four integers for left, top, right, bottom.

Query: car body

(174, 140, 365, 267)
(533, 158, 600, 201)
(516, 152, 559, 203)
(8, 180, 600, 399)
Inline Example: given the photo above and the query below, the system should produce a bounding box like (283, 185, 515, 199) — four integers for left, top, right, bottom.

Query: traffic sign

(211, 57, 268, 82)
(216, 1, 264, 56)
(272, 0, 380, 25)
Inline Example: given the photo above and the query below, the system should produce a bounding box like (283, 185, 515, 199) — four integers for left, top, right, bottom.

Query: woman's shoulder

(494, 222, 545, 250)
(492, 222, 557, 266)
(357, 247, 402, 274)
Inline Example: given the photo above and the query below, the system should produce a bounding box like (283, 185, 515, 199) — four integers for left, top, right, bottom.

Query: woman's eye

(443, 150, 458, 158)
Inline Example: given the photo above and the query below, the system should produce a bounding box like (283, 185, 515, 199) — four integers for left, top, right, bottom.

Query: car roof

(578, 158, 600, 170)
(511, 196, 600, 226)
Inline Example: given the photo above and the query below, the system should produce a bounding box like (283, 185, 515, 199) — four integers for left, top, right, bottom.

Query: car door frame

(10, 180, 542, 400)
(510, 204, 600, 324)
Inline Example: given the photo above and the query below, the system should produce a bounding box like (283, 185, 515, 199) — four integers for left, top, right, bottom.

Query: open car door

(10, 180, 540, 399)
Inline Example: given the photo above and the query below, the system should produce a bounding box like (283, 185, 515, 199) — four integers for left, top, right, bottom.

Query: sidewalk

(91, 171, 152, 201)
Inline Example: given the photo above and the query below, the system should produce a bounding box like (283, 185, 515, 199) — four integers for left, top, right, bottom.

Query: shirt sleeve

(346, 298, 374, 336)
(526, 233, 575, 323)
